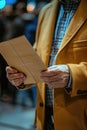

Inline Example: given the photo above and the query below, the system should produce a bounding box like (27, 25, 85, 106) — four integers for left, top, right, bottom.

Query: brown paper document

(0, 35, 46, 85)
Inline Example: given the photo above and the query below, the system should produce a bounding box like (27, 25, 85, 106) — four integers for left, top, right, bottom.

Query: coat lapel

(58, 0, 87, 54)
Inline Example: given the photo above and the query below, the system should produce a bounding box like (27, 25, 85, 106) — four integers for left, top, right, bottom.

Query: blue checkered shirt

(46, 0, 80, 106)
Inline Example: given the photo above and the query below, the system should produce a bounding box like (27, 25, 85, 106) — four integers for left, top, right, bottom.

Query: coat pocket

(71, 40, 87, 63)
(72, 40, 87, 48)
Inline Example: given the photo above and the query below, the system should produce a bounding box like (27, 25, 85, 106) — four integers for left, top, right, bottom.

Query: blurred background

(0, 0, 52, 130)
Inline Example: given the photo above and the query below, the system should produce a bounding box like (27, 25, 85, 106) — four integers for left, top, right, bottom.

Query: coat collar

(56, 0, 87, 54)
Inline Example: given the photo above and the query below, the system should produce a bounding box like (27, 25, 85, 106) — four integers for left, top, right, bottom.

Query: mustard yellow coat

(20, 0, 87, 130)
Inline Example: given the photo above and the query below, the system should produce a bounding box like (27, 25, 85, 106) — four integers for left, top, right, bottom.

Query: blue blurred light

(0, 0, 6, 9)
(6, 0, 17, 5)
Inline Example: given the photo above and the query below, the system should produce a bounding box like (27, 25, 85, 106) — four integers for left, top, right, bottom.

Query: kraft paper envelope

(0, 35, 46, 85)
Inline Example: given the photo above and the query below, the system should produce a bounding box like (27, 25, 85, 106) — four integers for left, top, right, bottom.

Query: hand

(6, 66, 26, 86)
(40, 65, 70, 89)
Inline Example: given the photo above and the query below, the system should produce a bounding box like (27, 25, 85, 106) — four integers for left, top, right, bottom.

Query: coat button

(39, 102, 43, 107)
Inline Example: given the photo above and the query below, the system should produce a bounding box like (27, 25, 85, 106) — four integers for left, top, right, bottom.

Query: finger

(47, 77, 69, 89)
(6, 66, 18, 73)
(41, 74, 62, 82)
(7, 72, 25, 80)
(41, 70, 66, 82)
(9, 78, 24, 87)
(41, 69, 59, 77)
(41, 71, 69, 85)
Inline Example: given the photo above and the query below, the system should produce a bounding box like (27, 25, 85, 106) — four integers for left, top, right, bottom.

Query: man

(6, 0, 87, 130)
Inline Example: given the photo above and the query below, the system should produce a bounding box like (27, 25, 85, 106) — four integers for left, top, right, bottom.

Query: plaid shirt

(46, 0, 80, 106)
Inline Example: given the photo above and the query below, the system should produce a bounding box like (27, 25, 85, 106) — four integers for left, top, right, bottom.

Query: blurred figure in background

(0, 10, 11, 101)
(0, 10, 5, 42)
